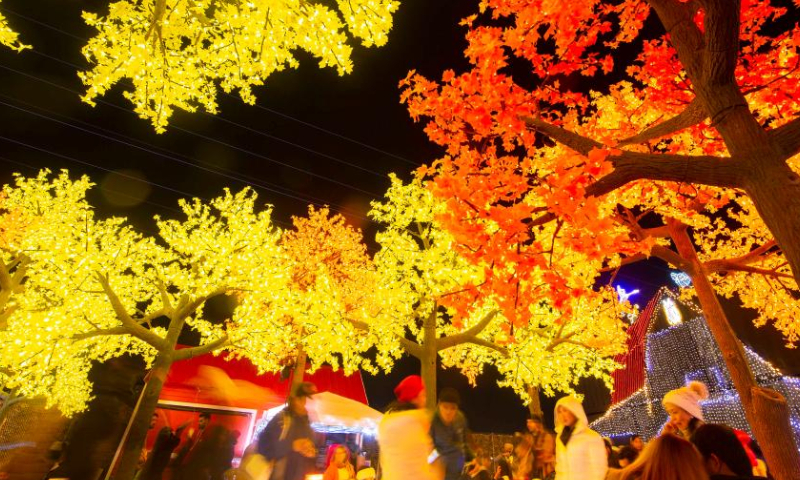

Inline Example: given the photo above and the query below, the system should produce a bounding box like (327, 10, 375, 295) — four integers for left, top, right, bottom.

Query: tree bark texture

(290, 348, 308, 397)
(113, 353, 174, 480)
(669, 222, 800, 480)
(527, 386, 543, 419)
(422, 311, 439, 410)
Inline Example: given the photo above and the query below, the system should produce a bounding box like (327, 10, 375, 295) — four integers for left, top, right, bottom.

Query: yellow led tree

(0, 1, 28, 52)
(79, 0, 400, 132)
(278, 205, 382, 393)
(363, 175, 630, 407)
(0, 172, 306, 479)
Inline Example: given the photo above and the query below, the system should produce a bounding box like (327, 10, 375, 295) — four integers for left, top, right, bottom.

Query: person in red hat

(377, 375, 441, 480)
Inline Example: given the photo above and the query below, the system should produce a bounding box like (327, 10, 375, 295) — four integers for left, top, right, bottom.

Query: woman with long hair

(616, 434, 709, 480)
(324, 444, 356, 480)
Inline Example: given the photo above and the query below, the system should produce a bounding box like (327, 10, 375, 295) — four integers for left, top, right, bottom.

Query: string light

(591, 290, 800, 445)
(669, 271, 692, 288)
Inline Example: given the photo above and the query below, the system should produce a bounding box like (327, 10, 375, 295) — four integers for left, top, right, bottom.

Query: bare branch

(72, 326, 130, 341)
(437, 310, 500, 351)
(521, 116, 601, 155)
(522, 116, 744, 195)
(95, 272, 166, 349)
(174, 335, 230, 361)
(344, 315, 424, 359)
(704, 262, 795, 279)
(648, 244, 694, 272)
(546, 334, 592, 352)
(617, 99, 708, 146)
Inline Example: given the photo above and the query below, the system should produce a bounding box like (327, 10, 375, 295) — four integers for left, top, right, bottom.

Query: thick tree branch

(704, 262, 794, 279)
(522, 116, 601, 155)
(437, 310, 499, 351)
(72, 326, 130, 341)
(651, 244, 694, 273)
(770, 116, 800, 159)
(588, 152, 744, 197)
(174, 335, 230, 361)
(344, 316, 424, 359)
(522, 116, 744, 194)
(617, 99, 708, 146)
(546, 334, 592, 352)
(95, 272, 167, 350)
(646, 0, 705, 79)
(700, 0, 741, 86)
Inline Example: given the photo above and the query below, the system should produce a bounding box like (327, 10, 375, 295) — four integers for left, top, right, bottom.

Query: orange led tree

(401, 0, 800, 477)
(279, 206, 380, 393)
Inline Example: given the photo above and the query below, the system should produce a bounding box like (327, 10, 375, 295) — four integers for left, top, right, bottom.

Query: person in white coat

(377, 375, 441, 480)
(554, 396, 607, 480)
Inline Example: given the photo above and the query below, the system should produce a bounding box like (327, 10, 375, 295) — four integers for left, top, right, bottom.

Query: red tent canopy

(161, 351, 369, 408)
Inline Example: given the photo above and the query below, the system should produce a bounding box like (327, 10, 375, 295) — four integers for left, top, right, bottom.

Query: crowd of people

(132, 411, 240, 480)
(128, 377, 772, 480)
(370, 377, 771, 480)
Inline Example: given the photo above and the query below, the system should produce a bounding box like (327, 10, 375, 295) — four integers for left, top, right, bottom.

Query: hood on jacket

(554, 396, 589, 433)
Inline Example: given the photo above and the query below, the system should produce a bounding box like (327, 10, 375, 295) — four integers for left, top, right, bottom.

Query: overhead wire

(0, 5, 416, 178)
(0, 93, 370, 222)
(0, 4, 417, 167)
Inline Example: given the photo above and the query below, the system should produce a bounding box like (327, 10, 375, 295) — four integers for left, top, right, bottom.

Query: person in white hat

(661, 381, 709, 439)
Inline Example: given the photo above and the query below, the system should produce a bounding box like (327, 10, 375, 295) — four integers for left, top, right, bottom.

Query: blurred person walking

(257, 382, 319, 480)
(377, 375, 441, 480)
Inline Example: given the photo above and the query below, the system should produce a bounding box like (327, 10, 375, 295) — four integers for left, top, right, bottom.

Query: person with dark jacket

(136, 415, 188, 480)
(690, 424, 756, 479)
(430, 388, 470, 480)
(258, 382, 318, 480)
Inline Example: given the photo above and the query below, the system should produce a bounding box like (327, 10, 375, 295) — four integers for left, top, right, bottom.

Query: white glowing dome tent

(255, 391, 383, 437)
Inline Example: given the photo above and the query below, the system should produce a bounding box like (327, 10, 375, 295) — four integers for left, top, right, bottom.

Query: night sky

(1, 0, 799, 433)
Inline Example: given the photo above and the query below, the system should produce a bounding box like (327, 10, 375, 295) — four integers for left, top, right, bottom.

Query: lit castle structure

(591, 287, 800, 444)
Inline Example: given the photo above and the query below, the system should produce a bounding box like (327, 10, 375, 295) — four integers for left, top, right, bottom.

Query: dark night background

(1, 0, 800, 434)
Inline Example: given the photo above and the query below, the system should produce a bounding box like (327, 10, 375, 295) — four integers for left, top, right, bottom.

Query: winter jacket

(257, 408, 317, 480)
(430, 410, 470, 480)
(378, 407, 440, 480)
(554, 397, 607, 480)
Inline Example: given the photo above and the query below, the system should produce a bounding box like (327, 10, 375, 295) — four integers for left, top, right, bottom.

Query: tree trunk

(527, 386, 543, 419)
(740, 161, 800, 294)
(113, 353, 174, 480)
(290, 348, 308, 397)
(422, 310, 438, 410)
(669, 222, 800, 480)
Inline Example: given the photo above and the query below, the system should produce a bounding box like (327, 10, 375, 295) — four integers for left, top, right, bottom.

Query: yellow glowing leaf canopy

(79, 0, 400, 132)
(367, 174, 629, 399)
(278, 206, 380, 375)
(0, 1, 29, 52)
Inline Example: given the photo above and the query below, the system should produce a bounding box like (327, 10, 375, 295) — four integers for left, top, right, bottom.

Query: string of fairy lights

(591, 288, 800, 444)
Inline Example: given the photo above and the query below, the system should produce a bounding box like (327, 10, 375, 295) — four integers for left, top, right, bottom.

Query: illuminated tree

(0, 1, 28, 52)
(0, 172, 304, 479)
(362, 175, 630, 407)
(78, 0, 400, 132)
(279, 206, 381, 393)
(401, 1, 800, 475)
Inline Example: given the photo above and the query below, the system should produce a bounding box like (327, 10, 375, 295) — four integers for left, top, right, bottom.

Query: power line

(0, 94, 371, 223)
(0, 5, 417, 169)
(0, 55, 382, 198)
